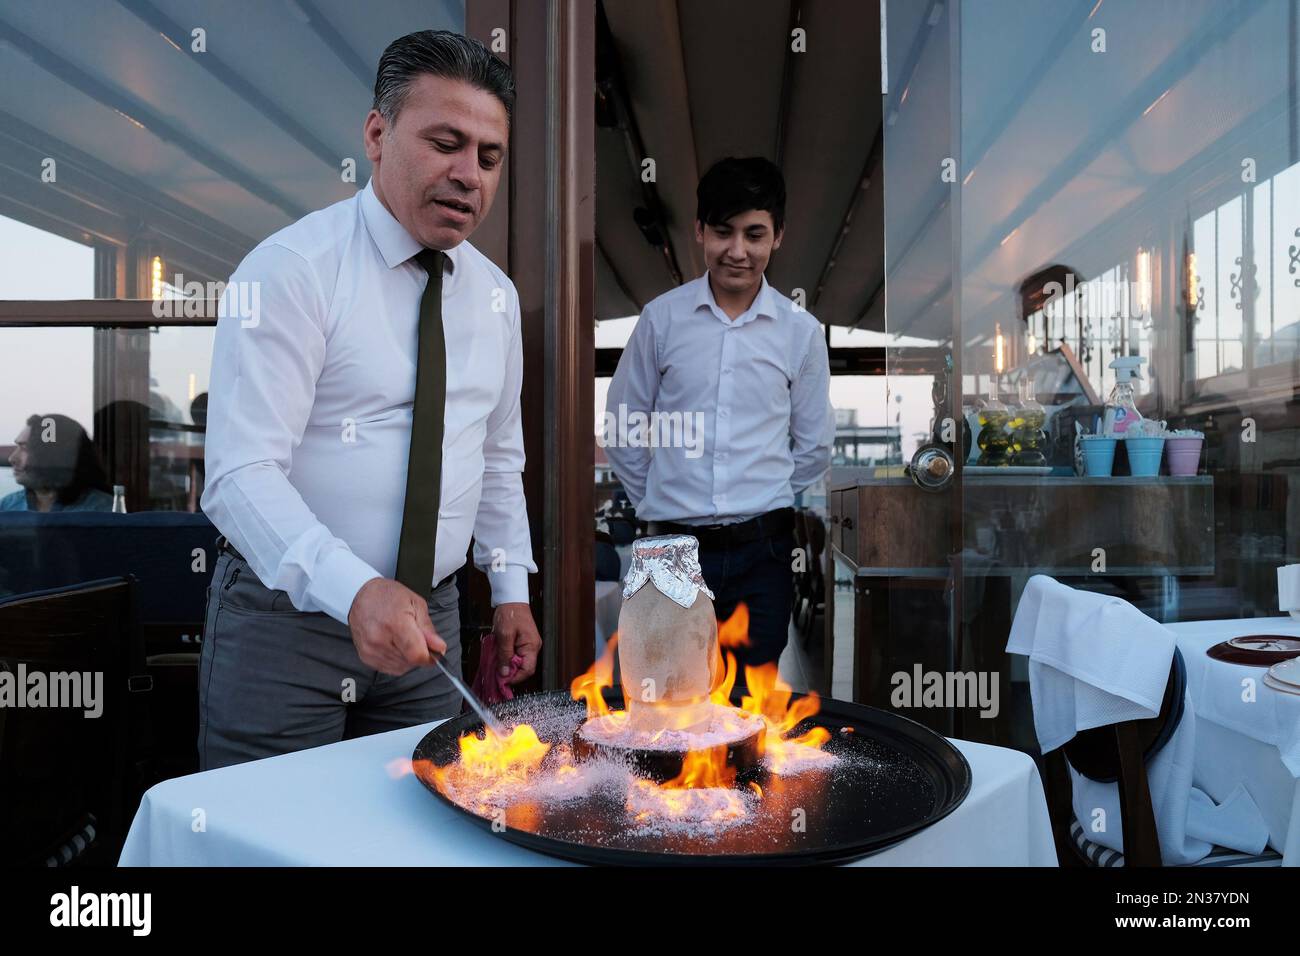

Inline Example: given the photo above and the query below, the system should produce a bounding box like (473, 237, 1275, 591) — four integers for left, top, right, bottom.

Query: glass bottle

(1011, 380, 1048, 467)
(111, 484, 128, 514)
(976, 385, 1011, 467)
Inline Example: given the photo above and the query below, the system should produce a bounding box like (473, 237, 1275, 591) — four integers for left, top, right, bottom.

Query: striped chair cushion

(1069, 818, 1283, 867)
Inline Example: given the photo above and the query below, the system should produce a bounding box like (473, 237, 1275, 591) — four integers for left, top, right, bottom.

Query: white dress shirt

(201, 178, 536, 625)
(603, 273, 834, 525)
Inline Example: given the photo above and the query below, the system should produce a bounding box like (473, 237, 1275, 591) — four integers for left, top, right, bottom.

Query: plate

(1263, 673, 1300, 696)
(1207, 635, 1300, 666)
(1266, 657, 1300, 688)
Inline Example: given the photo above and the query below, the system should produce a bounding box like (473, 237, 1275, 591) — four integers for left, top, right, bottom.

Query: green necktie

(395, 248, 447, 595)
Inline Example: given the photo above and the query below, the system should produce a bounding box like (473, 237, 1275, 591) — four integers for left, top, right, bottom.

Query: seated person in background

(1, 413, 112, 512)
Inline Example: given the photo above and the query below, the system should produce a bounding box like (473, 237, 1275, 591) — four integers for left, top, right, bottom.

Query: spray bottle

(1103, 355, 1145, 436)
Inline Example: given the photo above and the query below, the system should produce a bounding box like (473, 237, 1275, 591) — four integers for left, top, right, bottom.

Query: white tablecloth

(1169, 616, 1300, 863)
(119, 722, 1057, 866)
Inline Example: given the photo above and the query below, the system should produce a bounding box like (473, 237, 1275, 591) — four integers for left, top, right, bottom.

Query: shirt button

(723, 367, 732, 375)
(719, 408, 729, 418)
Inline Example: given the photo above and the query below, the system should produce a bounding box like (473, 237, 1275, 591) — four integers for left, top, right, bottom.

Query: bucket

(1125, 436, 1166, 477)
(1081, 437, 1117, 477)
(1165, 436, 1203, 476)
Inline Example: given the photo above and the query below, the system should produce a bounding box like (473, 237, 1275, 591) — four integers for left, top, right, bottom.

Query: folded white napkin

(1187, 785, 1270, 855)
(1007, 575, 1174, 753)
(1009, 576, 1272, 864)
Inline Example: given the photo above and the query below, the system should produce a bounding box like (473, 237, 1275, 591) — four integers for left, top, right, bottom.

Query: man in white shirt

(199, 31, 540, 769)
(604, 157, 834, 685)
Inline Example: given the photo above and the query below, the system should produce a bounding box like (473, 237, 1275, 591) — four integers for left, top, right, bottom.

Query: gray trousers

(198, 552, 463, 770)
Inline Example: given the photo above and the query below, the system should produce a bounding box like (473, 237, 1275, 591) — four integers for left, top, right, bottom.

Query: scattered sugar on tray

(625, 780, 756, 836)
(579, 704, 764, 752)
(763, 737, 840, 776)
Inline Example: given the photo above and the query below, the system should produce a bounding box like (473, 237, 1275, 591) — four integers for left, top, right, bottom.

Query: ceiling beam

(962, 0, 1266, 282)
(115, 0, 351, 173)
(596, 0, 683, 287)
(0, 108, 255, 281)
(285, 0, 373, 88)
(880, 0, 1094, 298)
(0, 19, 308, 221)
(811, 122, 883, 310)
(772, 0, 802, 168)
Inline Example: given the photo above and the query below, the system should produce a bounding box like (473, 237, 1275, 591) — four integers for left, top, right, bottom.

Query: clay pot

(618, 535, 718, 733)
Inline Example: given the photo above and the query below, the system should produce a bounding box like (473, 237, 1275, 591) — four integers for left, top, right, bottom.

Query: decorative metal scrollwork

(1289, 227, 1299, 289)
(1230, 256, 1258, 311)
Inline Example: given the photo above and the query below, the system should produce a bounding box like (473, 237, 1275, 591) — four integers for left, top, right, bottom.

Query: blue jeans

(697, 531, 796, 691)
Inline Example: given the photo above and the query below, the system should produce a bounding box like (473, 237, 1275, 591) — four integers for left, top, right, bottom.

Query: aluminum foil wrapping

(622, 534, 715, 609)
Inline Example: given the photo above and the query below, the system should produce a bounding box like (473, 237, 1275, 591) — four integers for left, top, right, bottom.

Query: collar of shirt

(359, 177, 460, 279)
(692, 272, 778, 328)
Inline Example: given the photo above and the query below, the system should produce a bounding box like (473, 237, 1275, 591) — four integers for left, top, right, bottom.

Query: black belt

(216, 535, 456, 592)
(646, 507, 795, 549)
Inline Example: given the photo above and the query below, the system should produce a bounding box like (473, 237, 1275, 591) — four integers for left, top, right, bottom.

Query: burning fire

(429, 724, 552, 814)
(574, 603, 836, 800)
(627, 745, 749, 826)
(433, 603, 836, 826)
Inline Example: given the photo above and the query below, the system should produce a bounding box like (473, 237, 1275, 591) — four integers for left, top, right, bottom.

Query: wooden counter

(825, 474, 1215, 748)
(830, 475, 1214, 576)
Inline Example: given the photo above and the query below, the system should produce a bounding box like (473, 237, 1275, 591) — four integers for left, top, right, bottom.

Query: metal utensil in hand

(430, 653, 509, 738)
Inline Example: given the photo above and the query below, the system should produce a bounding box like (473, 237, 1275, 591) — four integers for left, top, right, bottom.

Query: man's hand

(347, 578, 447, 676)
(492, 602, 541, 684)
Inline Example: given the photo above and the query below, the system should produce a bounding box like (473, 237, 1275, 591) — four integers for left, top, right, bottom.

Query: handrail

(0, 300, 219, 328)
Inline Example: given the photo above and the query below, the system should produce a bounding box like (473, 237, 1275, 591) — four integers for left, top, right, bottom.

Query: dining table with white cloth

(1169, 615, 1300, 864)
(119, 719, 1058, 866)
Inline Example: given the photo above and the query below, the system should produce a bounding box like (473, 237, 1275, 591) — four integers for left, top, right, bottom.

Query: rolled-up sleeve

(789, 321, 835, 495)
(200, 244, 381, 624)
(471, 286, 538, 606)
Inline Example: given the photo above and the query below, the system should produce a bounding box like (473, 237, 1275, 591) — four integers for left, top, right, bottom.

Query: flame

(717, 603, 751, 648)
(627, 745, 748, 824)
(386, 757, 415, 778)
(708, 603, 749, 701)
(437, 599, 835, 828)
(431, 724, 552, 814)
(454, 724, 550, 778)
(571, 632, 618, 718)
(667, 745, 735, 790)
(738, 662, 834, 774)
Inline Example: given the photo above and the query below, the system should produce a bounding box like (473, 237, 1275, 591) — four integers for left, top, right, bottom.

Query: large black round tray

(411, 690, 971, 866)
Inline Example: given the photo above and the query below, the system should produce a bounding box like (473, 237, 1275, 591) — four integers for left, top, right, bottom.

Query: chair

(1041, 648, 1281, 867)
(0, 513, 217, 787)
(0, 577, 150, 865)
(792, 509, 826, 647)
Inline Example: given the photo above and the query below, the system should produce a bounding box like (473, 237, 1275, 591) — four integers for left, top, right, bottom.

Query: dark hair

(373, 30, 515, 127)
(20, 413, 110, 505)
(696, 157, 786, 233)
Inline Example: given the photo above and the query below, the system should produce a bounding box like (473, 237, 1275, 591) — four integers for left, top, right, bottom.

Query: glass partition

(864, 0, 1299, 751)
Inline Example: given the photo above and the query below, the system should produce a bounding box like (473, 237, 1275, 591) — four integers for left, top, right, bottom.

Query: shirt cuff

(486, 565, 531, 607)
(311, 547, 383, 625)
